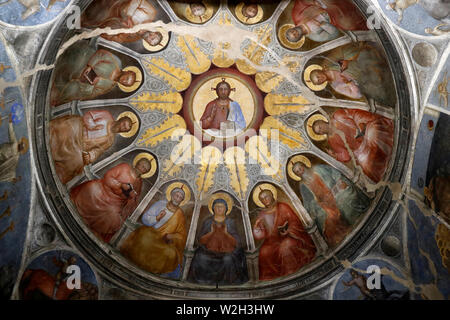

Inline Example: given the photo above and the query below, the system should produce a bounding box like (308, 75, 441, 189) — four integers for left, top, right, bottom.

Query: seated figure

(50, 110, 136, 184)
(121, 183, 188, 277)
(252, 184, 317, 281)
(81, 0, 167, 49)
(188, 194, 249, 285)
(283, 0, 367, 45)
(307, 110, 394, 183)
(290, 158, 370, 247)
(70, 157, 153, 242)
(50, 40, 140, 107)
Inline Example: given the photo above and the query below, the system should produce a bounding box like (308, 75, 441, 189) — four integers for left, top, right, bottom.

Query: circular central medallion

(183, 68, 264, 146)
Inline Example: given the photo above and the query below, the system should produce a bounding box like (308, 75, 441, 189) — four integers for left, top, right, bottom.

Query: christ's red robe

(200, 100, 230, 130)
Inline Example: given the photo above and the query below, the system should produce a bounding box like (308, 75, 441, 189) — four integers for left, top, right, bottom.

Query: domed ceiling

(0, 0, 448, 300)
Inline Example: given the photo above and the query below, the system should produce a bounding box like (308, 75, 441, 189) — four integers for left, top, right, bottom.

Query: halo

(116, 111, 140, 138)
(213, 77, 235, 92)
(278, 24, 305, 50)
(185, 2, 214, 24)
(304, 64, 328, 91)
(208, 192, 233, 216)
(307, 114, 329, 142)
(19, 137, 29, 155)
(235, 2, 263, 25)
(166, 182, 191, 207)
(133, 152, 157, 179)
(287, 155, 312, 181)
(142, 27, 170, 52)
(252, 183, 278, 208)
(118, 66, 142, 93)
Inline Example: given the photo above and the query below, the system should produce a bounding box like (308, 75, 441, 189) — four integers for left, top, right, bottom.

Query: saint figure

(284, 0, 367, 44)
(50, 110, 135, 184)
(50, 40, 140, 107)
(291, 161, 370, 247)
(120, 184, 188, 276)
(242, 4, 259, 19)
(70, 158, 153, 242)
(200, 78, 246, 134)
(252, 185, 316, 281)
(188, 195, 249, 285)
(0, 114, 28, 183)
(81, 0, 165, 47)
(307, 42, 396, 107)
(235, 3, 263, 24)
(309, 110, 394, 183)
(185, 2, 213, 23)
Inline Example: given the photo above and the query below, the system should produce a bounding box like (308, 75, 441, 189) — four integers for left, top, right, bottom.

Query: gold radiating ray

(177, 35, 211, 75)
(196, 146, 223, 197)
(138, 114, 186, 147)
(212, 42, 235, 68)
(143, 57, 191, 92)
(245, 135, 282, 180)
(260, 116, 307, 150)
(255, 71, 285, 93)
(223, 147, 249, 200)
(163, 134, 202, 177)
(212, 12, 235, 68)
(255, 55, 301, 93)
(130, 91, 183, 113)
(236, 24, 272, 75)
(264, 93, 312, 115)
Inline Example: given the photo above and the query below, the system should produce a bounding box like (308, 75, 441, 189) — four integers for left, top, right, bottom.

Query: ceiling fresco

(0, 0, 448, 300)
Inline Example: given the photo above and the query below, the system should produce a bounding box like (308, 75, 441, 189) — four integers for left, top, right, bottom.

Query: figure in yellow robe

(120, 188, 187, 275)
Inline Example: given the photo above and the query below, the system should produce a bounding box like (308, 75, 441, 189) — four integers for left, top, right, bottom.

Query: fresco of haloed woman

(188, 194, 249, 285)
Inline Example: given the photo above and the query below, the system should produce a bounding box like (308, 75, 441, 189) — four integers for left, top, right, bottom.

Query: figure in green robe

(292, 162, 370, 247)
(50, 40, 138, 107)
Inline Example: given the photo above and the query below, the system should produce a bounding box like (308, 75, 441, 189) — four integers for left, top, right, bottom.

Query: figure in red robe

(284, 0, 368, 44)
(292, 0, 367, 31)
(253, 189, 316, 281)
(311, 109, 394, 183)
(70, 159, 152, 242)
